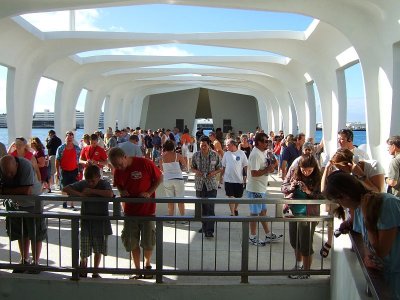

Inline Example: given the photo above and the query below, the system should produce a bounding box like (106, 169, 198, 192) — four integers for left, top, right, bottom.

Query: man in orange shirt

(80, 134, 108, 176)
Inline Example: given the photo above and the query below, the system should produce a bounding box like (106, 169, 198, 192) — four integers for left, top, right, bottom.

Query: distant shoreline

(316, 128, 366, 131)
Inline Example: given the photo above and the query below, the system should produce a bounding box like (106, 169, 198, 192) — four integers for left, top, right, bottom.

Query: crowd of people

(0, 125, 399, 294)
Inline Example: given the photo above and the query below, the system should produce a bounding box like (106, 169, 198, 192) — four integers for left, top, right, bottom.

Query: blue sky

(0, 4, 365, 122)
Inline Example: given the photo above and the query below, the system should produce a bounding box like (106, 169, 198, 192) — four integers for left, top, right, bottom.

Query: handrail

(0, 196, 333, 283)
(349, 231, 393, 299)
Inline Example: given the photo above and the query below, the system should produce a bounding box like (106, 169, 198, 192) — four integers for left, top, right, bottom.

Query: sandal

(143, 265, 153, 279)
(320, 242, 332, 258)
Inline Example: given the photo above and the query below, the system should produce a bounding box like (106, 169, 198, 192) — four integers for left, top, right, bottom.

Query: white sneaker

(249, 237, 266, 246)
(288, 265, 303, 279)
(265, 232, 283, 243)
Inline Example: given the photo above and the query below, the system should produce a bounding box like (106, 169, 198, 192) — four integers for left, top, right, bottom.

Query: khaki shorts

(49, 155, 56, 176)
(121, 220, 155, 251)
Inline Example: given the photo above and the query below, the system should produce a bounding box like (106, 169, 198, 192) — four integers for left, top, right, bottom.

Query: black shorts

(6, 206, 47, 241)
(61, 169, 79, 188)
(224, 182, 244, 198)
(289, 221, 317, 256)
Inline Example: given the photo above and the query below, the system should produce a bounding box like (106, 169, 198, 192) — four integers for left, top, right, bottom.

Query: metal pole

(241, 221, 249, 283)
(70, 218, 80, 280)
(156, 220, 163, 283)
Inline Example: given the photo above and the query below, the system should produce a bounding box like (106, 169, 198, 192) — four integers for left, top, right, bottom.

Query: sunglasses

(66, 133, 74, 137)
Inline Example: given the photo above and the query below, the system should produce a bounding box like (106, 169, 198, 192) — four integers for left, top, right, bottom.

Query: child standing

(63, 165, 113, 278)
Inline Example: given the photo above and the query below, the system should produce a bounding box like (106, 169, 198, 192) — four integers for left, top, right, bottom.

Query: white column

(54, 81, 64, 136)
(305, 81, 316, 139)
(6, 67, 16, 145)
(288, 92, 299, 135)
(103, 95, 112, 130)
(84, 90, 103, 134)
(336, 67, 348, 130)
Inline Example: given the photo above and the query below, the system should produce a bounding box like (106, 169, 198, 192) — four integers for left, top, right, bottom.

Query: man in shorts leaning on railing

(108, 147, 163, 280)
(0, 155, 46, 273)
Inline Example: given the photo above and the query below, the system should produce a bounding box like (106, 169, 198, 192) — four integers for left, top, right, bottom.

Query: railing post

(70, 218, 80, 281)
(156, 220, 163, 283)
(241, 221, 249, 283)
(113, 198, 121, 217)
(194, 201, 202, 219)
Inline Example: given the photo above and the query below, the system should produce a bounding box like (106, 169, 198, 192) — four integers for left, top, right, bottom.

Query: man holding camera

(247, 132, 283, 246)
(191, 135, 222, 238)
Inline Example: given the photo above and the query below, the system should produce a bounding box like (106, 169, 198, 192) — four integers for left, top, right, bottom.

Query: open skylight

(21, 5, 313, 33)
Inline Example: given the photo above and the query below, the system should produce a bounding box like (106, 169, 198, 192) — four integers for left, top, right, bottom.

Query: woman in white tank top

(159, 140, 187, 220)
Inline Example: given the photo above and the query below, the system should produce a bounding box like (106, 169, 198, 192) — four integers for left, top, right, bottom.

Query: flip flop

(320, 242, 332, 258)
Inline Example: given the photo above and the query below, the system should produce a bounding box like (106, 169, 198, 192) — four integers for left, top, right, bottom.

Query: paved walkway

(0, 172, 332, 283)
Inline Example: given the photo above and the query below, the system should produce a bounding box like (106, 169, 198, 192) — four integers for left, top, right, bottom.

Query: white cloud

(109, 45, 193, 56)
(75, 10, 101, 31)
(22, 9, 101, 32)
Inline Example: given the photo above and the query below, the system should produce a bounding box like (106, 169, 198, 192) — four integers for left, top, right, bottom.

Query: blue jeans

(196, 184, 217, 234)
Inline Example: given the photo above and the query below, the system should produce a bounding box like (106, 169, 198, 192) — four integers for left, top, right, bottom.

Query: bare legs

(250, 210, 270, 236)
(168, 203, 185, 216)
(17, 238, 42, 264)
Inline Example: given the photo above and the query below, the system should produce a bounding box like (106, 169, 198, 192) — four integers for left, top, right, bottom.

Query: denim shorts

(246, 191, 267, 215)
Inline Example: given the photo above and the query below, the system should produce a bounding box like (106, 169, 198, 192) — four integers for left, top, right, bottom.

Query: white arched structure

(0, 0, 399, 166)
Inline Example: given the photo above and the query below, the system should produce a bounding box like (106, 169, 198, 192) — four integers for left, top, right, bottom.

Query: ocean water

(0, 128, 367, 149)
(0, 128, 85, 149)
(314, 130, 367, 146)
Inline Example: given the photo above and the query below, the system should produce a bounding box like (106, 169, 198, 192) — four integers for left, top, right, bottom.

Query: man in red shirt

(56, 131, 81, 209)
(80, 134, 108, 176)
(108, 147, 163, 279)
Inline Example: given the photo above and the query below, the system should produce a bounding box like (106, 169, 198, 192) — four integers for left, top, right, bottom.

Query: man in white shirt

(338, 129, 369, 161)
(221, 139, 248, 216)
(247, 132, 283, 246)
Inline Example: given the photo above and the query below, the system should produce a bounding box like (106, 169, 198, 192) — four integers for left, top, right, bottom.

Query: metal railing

(0, 195, 333, 283)
(349, 231, 393, 299)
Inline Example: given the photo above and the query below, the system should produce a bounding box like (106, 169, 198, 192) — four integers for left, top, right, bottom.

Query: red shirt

(60, 147, 78, 171)
(11, 150, 33, 161)
(114, 157, 162, 216)
(80, 145, 108, 167)
(180, 133, 191, 145)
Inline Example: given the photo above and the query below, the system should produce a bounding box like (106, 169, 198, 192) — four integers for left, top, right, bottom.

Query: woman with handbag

(281, 154, 322, 279)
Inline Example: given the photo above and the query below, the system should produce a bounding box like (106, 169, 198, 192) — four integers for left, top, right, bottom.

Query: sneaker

(205, 232, 214, 238)
(249, 237, 265, 246)
(297, 274, 310, 279)
(265, 232, 283, 243)
(288, 265, 303, 279)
